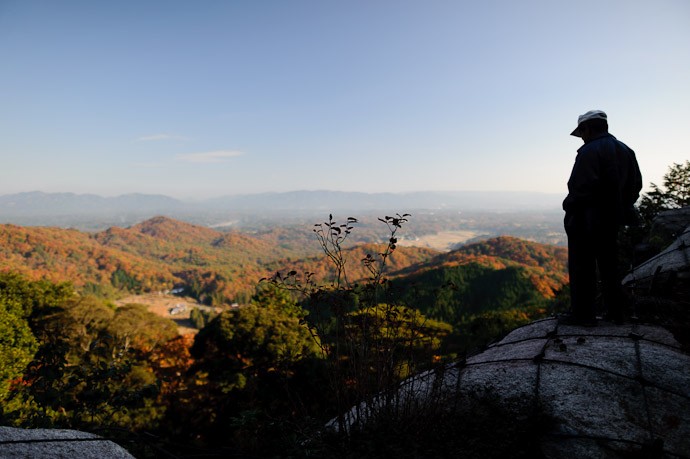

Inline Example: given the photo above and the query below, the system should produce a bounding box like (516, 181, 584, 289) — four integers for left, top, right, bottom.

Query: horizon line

(0, 189, 566, 201)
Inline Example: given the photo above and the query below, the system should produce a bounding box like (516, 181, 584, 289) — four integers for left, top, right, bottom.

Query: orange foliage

(149, 334, 195, 394)
(0, 222, 568, 305)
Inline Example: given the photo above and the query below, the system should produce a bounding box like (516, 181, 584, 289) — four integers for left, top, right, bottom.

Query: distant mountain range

(0, 190, 562, 218)
(202, 190, 562, 212)
(0, 192, 187, 216)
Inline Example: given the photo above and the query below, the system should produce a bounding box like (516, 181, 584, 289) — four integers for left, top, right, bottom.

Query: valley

(0, 214, 569, 332)
(0, 212, 573, 456)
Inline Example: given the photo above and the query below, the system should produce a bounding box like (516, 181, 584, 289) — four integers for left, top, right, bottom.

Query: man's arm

(564, 147, 600, 212)
(631, 152, 643, 201)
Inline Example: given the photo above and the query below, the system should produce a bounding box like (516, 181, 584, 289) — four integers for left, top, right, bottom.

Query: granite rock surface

(0, 427, 135, 459)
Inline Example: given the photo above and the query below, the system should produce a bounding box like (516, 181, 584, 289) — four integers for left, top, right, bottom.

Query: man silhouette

(563, 110, 642, 325)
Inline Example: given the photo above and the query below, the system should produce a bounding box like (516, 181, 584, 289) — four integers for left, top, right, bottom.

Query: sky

(1, 0, 689, 200)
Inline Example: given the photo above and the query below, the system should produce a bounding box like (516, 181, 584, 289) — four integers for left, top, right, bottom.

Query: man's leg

(596, 225, 624, 321)
(567, 225, 597, 322)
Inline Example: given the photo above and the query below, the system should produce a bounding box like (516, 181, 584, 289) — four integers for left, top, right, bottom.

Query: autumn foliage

(0, 215, 573, 456)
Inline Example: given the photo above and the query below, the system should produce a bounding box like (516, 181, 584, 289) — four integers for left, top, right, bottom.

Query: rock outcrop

(0, 427, 135, 458)
(332, 317, 690, 458)
(623, 224, 690, 293)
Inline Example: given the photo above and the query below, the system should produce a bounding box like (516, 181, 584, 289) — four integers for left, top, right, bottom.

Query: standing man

(563, 110, 642, 325)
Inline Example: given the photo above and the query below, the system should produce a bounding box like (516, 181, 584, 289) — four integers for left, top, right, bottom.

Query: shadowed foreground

(333, 317, 690, 458)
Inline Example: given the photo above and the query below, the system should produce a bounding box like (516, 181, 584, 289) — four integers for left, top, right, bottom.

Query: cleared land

(114, 292, 212, 335)
(397, 230, 483, 251)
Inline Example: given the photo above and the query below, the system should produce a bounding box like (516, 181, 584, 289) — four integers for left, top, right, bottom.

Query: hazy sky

(1, 0, 689, 199)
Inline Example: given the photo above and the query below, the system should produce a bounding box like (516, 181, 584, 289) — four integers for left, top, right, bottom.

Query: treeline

(0, 216, 566, 312)
(0, 273, 331, 456)
(189, 306, 217, 329)
(0, 272, 179, 430)
(0, 217, 441, 307)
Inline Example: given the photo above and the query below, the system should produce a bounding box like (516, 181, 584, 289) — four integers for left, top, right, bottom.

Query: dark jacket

(563, 133, 642, 231)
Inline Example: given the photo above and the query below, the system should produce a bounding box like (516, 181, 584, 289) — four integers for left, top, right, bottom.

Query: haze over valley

(0, 190, 566, 249)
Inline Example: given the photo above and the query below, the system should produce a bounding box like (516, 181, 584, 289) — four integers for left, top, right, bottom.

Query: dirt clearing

(114, 292, 204, 335)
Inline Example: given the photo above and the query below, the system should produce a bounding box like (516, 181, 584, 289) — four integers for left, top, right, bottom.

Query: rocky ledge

(331, 317, 690, 458)
(0, 427, 135, 458)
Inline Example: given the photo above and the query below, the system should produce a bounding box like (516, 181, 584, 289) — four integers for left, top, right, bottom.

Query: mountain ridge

(1, 189, 563, 218)
(0, 217, 568, 308)
(403, 235, 569, 298)
(0, 191, 185, 215)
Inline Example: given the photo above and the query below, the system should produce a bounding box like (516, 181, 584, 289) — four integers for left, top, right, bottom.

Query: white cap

(570, 110, 607, 137)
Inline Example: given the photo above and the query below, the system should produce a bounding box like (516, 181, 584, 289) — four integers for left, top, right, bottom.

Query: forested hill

(0, 218, 569, 317)
(393, 236, 568, 297)
(445, 236, 567, 270)
(94, 217, 279, 264)
(0, 217, 440, 303)
(387, 236, 569, 325)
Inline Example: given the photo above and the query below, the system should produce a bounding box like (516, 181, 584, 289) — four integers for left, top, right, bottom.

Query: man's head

(571, 110, 608, 142)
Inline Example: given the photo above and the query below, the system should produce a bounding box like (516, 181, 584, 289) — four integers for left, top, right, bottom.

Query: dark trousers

(566, 222, 622, 320)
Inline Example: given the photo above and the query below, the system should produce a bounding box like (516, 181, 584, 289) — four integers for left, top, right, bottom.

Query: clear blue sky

(1, 0, 688, 199)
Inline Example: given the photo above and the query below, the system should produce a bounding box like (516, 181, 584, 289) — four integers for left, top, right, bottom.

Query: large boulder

(649, 207, 690, 243)
(332, 317, 690, 458)
(623, 223, 690, 294)
(0, 427, 135, 458)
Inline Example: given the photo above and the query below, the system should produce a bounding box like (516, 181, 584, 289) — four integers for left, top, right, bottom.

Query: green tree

(190, 307, 218, 329)
(41, 296, 114, 355)
(192, 305, 320, 389)
(183, 305, 323, 449)
(0, 273, 72, 404)
(0, 272, 73, 321)
(638, 160, 690, 223)
(105, 303, 178, 354)
(110, 268, 141, 291)
(621, 161, 690, 266)
(346, 304, 452, 378)
(9, 336, 161, 430)
(2, 283, 173, 432)
(251, 282, 305, 318)
(0, 299, 38, 401)
(189, 307, 203, 328)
